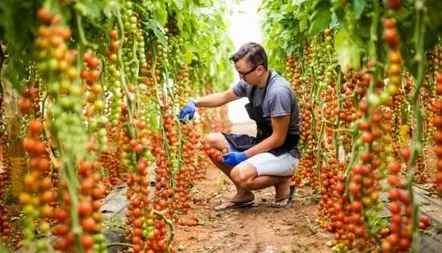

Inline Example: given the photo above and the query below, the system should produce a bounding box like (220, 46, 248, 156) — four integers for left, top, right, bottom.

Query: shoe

(270, 185, 296, 208)
(214, 200, 255, 211)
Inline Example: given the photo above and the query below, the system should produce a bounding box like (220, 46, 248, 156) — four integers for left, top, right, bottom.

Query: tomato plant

(261, 0, 441, 252)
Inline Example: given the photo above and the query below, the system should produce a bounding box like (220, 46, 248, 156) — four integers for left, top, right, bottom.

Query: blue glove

(221, 152, 247, 166)
(179, 100, 196, 123)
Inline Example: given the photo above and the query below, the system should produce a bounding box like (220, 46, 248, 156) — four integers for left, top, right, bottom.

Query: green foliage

(334, 29, 361, 70)
(0, 0, 39, 91)
(0, 0, 233, 94)
(0, 244, 8, 253)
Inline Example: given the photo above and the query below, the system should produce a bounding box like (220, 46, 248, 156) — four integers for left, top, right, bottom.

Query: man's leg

(230, 162, 292, 204)
(204, 133, 254, 205)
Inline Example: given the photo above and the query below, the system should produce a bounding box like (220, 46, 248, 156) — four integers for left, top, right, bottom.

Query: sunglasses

(238, 64, 262, 79)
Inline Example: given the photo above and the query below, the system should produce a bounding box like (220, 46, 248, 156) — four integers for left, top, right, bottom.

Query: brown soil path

(174, 122, 332, 253)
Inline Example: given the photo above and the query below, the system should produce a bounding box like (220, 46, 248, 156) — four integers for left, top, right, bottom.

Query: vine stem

(107, 242, 133, 248)
(153, 210, 174, 252)
(0, 43, 5, 94)
(116, 10, 136, 141)
(408, 1, 426, 250)
(75, 13, 97, 49)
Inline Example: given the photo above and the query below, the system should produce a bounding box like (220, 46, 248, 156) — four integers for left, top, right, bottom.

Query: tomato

(400, 148, 411, 162)
(388, 0, 401, 10)
(106, 34, 118, 45)
(37, 8, 52, 24)
(78, 201, 93, 217)
(381, 240, 392, 252)
(29, 120, 43, 134)
(52, 224, 69, 236)
(420, 215, 432, 226)
(81, 235, 94, 249)
(388, 189, 401, 201)
(361, 132, 373, 143)
(37, 158, 50, 171)
(53, 209, 68, 221)
(389, 202, 401, 214)
(383, 29, 398, 48)
(81, 217, 97, 232)
(387, 161, 401, 174)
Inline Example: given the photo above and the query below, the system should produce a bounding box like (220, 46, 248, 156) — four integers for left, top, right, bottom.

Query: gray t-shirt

(232, 70, 301, 157)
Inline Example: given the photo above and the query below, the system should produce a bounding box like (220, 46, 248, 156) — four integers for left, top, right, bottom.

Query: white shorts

(245, 152, 299, 177)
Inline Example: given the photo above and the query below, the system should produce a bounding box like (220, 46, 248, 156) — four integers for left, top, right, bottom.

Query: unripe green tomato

(23, 227, 34, 239)
(94, 233, 106, 243)
(64, 114, 75, 125)
(74, 3, 87, 15)
(48, 59, 57, 71)
(368, 93, 380, 106)
(146, 218, 154, 226)
(114, 71, 121, 78)
(36, 239, 48, 251)
(380, 92, 391, 105)
(39, 221, 51, 233)
(70, 85, 82, 97)
(48, 83, 59, 96)
(60, 97, 73, 110)
(387, 84, 398, 95)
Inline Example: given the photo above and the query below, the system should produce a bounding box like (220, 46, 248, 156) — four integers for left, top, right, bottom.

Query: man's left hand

(221, 152, 247, 166)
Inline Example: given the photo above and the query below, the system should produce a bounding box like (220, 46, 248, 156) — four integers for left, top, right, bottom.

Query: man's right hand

(178, 100, 196, 123)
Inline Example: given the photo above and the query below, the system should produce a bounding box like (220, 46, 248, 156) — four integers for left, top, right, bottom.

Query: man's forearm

(195, 92, 227, 108)
(244, 135, 284, 158)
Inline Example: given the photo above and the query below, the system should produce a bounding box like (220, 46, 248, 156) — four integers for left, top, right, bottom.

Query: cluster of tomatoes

(383, 18, 402, 98)
(35, 8, 77, 85)
(104, 29, 123, 126)
(434, 48, 442, 193)
(76, 160, 107, 252)
(81, 49, 103, 117)
(0, 121, 10, 245)
(174, 124, 199, 215)
(286, 56, 302, 99)
(139, 53, 160, 100)
(201, 144, 225, 164)
(19, 119, 55, 251)
(125, 159, 156, 253)
(176, 65, 192, 107)
(318, 160, 353, 251)
(296, 103, 319, 188)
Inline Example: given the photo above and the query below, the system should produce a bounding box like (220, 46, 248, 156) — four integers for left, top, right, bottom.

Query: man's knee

(231, 166, 253, 190)
(203, 133, 227, 150)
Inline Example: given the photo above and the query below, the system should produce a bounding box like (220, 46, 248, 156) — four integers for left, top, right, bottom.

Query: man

(179, 42, 301, 210)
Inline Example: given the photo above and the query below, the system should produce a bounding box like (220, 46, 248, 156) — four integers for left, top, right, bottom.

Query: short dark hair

(229, 42, 268, 70)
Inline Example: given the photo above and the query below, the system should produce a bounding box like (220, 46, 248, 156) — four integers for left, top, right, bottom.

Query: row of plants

(261, 0, 441, 252)
(0, 0, 234, 252)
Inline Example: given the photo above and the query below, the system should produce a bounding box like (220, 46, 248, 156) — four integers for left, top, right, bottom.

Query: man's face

(234, 58, 265, 85)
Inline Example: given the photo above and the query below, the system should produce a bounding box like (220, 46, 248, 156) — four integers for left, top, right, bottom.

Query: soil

(174, 121, 333, 253)
(174, 166, 333, 253)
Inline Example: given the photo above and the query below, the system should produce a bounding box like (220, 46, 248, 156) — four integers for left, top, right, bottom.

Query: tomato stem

(408, 2, 426, 250)
(153, 210, 174, 251)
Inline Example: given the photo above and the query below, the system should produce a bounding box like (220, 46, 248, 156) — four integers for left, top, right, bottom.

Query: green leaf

(147, 19, 167, 44)
(352, 0, 366, 19)
(0, 244, 8, 253)
(308, 8, 331, 36)
(293, 0, 308, 5)
(334, 29, 361, 70)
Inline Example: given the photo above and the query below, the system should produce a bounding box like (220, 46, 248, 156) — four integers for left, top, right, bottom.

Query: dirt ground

(174, 165, 333, 253)
(174, 122, 333, 253)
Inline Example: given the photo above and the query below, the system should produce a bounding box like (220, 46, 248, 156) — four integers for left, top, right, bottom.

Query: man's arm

(195, 88, 239, 108)
(244, 115, 290, 158)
